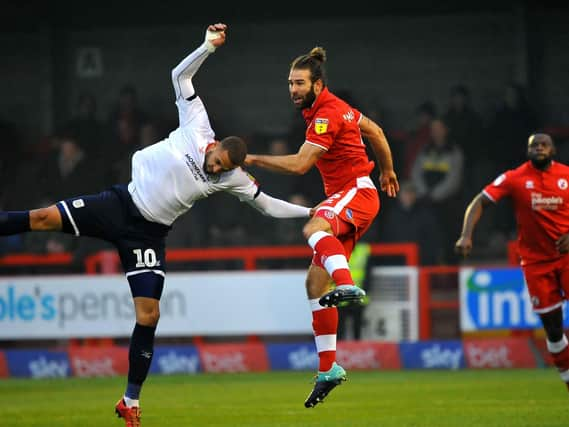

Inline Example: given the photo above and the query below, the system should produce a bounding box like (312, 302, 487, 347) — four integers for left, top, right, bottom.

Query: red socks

(309, 299, 338, 372)
(547, 335, 569, 388)
(308, 231, 353, 286)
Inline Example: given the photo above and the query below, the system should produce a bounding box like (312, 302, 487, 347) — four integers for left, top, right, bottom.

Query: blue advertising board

(265, 342, 318, 371)
(460, 267, 569, 331)
(399, 341, 465, 370)
(150, 345, 201, 374)
(5, 349, 70, 378)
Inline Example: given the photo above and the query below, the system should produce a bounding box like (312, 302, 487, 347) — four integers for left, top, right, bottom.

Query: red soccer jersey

(302, 87, 375, 196)
(483, 161, 569, 265)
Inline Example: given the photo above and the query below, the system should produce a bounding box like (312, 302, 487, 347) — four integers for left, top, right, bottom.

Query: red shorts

(521, 254, 569, 313)
(312, 177, 379, 265)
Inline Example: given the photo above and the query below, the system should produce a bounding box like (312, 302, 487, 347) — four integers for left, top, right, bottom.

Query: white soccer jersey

(128, 96, 260, 226)
(127, 43, 259, 226)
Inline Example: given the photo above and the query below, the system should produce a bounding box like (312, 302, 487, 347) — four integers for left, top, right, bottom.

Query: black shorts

(57, 184, 172, 299)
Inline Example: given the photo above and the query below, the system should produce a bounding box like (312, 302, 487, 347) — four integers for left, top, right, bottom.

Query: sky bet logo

(462, 269, 569, 330)
(0, 286, 55, 321)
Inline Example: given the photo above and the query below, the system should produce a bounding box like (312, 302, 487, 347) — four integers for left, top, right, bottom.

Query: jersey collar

(302, 87, 332, 121)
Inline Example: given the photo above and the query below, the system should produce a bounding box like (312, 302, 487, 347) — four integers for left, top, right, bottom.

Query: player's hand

(455, 235, 473, 258)
(244, 154, 255, 167)
(205, 23, 227, 49)
(556, 233, 569, 254)
(379, 170, 399, 198)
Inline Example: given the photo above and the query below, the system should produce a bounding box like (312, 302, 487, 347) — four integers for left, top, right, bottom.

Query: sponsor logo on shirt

(314, 118, 329, 135)
(531, 192, 563, 211)
(184, 154, 207, 183)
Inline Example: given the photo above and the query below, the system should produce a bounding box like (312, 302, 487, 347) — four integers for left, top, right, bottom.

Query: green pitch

(0, 369, 567, 426)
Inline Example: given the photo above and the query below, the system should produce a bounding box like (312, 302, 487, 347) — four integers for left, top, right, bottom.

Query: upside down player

(245, 46, 399, 407)
(456, 133, 569, 394)
(0, 23, 313, 426)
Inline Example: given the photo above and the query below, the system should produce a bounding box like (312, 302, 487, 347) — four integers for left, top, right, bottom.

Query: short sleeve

(305, 108, 338, 151)
(224, 168, 260, 201)
(483, 171, 513, 203)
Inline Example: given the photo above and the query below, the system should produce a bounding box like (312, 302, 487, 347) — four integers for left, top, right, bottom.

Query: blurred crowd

(1, 81, 567, 271)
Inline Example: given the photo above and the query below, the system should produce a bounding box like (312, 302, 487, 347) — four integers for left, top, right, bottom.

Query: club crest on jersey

(525, 180, 534, 189)
(72, 199, 85, 208)
(558, 178, 568, 190)
(314, 118, 329, 135)
(324, 210, 335, 219)
(346, 208, 353, 220)
(246, 172, 259, 185)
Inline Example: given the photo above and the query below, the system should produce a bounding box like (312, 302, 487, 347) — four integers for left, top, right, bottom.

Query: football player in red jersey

(245, 46, 399, 407)
(456, 133, 569, 394)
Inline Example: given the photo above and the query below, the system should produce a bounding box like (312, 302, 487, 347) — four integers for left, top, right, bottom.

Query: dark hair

(416, 101, 436, 117)
(290, 46, 328, 86)
(450, 84, 470, 99)
(220, 136, 247, 167)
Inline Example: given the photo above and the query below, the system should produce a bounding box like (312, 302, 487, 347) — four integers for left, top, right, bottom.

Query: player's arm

(247, 192, 311, 218)
(245, 142, 324, 175)
(455, 192, 493, 257)
(171, 23, 227, 100)
(359, 115, 399, 197)
(225, 168, 311, 217)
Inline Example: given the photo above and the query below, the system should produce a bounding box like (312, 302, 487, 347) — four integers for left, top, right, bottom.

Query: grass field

(1, 369, 567, 426)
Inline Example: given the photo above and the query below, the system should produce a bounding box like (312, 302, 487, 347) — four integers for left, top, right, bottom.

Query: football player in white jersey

(0, 23, 311, 426)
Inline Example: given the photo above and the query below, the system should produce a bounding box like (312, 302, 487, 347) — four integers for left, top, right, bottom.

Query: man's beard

(530, 156, 552, 170)
(297, 88, 317, 110)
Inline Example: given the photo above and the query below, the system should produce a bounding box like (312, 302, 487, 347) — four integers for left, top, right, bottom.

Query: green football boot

(304, 362, 347, 408)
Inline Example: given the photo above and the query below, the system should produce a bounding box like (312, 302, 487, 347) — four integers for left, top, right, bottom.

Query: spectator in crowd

(411, 118, 464, 264)
(489, 82, 539, 173)
(403, 101, 437, 179)
(108, 84, 149, 134)
(443, 84, 484, 164)
(379, 180, 444, 265)
(0, 118, 26, 209)
(37, 128, 103, 202)
(105, 85, 150, 181)
(64, 92, 105, 161)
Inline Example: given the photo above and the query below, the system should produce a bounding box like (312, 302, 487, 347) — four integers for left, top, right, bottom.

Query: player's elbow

(291, 161, 312, 175)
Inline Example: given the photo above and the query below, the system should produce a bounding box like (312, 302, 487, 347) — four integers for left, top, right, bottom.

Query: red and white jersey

(302, 87, 375, 196)
(483, 161, 569, 265)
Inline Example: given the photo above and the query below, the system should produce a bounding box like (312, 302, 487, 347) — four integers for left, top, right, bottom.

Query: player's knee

(137, 308, 160, 327)
(303, 221, 332, 240)
(29, 206, 60, 231)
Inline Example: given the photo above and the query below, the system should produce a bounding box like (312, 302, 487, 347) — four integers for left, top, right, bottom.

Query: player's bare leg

(0, 205, 62, 236)
(304, 265, 347, 408)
